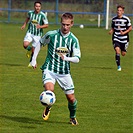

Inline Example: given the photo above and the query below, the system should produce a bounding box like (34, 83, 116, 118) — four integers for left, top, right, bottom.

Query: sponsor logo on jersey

(55, 47, 69, 56)
(31, 20, 38, 25)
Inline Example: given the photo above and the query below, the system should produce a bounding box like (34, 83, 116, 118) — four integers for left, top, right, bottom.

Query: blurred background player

(32, 12, 81, 125)
(109, 5, 132, 71)
(21, 1, 48, 67)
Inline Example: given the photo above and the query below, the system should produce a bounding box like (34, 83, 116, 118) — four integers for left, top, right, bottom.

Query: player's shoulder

(70, 32, 79, 42)
(28, 10, 34, 14)
(45, 29, 59, 37)
(122, 15, 131, 21)
(40, 11, 46, 16)
(112, 15, 118, 20)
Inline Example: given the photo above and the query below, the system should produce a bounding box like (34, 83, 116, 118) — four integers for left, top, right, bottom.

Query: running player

(21, 1, 48, 67)
(109, 5, 132, 71)
(32, 12, 81, 125)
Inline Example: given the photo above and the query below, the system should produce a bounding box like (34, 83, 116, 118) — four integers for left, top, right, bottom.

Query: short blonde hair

(61, 13, 74, 23)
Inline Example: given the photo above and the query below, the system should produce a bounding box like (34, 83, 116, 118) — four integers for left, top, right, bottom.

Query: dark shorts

(113, 41, 129, 52)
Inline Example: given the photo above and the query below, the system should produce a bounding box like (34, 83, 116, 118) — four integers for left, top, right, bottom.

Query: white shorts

(24, 32, 41, 47)
(42, 70, 75, 94)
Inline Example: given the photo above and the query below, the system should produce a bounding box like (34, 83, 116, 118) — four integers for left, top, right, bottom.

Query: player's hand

(60, 53, 65, 60)
(36, 24, 41, 29)
(120, 30, 125, 35)
(109, 30, 113, 35)
(21, 25, 25, 30)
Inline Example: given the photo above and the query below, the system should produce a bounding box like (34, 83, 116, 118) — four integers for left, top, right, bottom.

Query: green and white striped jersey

(40, 29, 81, 74)
(27, 11, 48, 36)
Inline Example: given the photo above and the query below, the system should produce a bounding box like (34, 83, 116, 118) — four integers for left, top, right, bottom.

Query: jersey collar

(59, 29, 70, 38)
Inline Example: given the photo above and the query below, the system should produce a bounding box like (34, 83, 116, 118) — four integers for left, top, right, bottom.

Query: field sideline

(0, 23, 132, 133)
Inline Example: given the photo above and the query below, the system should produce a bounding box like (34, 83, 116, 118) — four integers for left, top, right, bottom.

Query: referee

(109, 5, 132, 71)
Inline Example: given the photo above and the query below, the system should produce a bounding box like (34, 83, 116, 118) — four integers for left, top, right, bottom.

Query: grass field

(0, 23, 132, 133)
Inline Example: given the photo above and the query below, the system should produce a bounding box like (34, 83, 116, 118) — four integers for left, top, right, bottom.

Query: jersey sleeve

(27, 11, 31, 19)
(40, 31, 50, 46)
(73, 40, 81, 59)
(42, 14, 48, 24)
(111, 19, 115, 29)
(127, 17, 132, 27)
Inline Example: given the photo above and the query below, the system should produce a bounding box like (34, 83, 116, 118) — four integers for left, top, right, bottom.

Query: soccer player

(21, 1, 48, 67)
(109, 5, 132, 71)
(32, 13, 81, 125)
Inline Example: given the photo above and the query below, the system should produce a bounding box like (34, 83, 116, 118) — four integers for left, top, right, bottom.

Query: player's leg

(42, 82, 54, 120)
(28, 46, 35, 67)
(23, 41, 31, 50)
(57, 74, 78, 125)
(66, 93, 78, 125)
(42, 70, 56, 120)
(115, 47, 121, 71)
(28, 36, 41, 67)
(23, 33, 32, 58)
(121, 42, 129, 56)
(121, 51, 126, 56)
(30, 43, 41, 68)
(23, 41, 32, 58)
(114, 42, 121, 71)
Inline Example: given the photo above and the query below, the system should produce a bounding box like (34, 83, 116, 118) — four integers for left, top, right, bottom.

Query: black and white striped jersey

(111, 15, 132, 44)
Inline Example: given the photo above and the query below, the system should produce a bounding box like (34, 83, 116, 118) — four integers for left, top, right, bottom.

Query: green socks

(26, 46, 32, 51)
(68, 100, 77, 118)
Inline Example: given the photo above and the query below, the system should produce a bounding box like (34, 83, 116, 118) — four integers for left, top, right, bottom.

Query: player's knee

(69, 98, 75, 103)
(115, 48, 120, 54)
(121, 52, 126, 56)
(67, 94, 76, 104)
(44, 83, 54, 92)
(23, 45, 27, 49)
(23, 42, 30, 49)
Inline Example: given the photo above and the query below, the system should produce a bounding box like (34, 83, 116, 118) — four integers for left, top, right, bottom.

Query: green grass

(0, 23, 132, 133)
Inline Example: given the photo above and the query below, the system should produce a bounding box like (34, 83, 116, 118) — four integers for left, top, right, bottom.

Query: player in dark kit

(109, 5, 132, 71)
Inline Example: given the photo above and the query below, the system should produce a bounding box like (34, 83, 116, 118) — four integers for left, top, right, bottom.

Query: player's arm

(40, 32, 50, 46)
(120, 18, 132, 35)
(61, 42, 81, 63)
(36, 15, 49, 29)
(60, 54, 80, 63)
(109, 19, 114, 35)
(36, 24, 48, 29)
(21, 17, 30, 30)
(109, 28, 114, 35)
(120, 25, 132, 35)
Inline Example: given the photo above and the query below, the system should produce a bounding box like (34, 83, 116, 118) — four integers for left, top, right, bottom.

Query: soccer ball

(39, 90, 56, 106)
(79, 24, 84, 29)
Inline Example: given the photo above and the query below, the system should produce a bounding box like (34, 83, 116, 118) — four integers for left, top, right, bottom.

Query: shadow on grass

(82, 66, 113, 70)
(0, 115, 42, 124)
(0, 63, 24, 66)
(0, 115, 69, 125)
